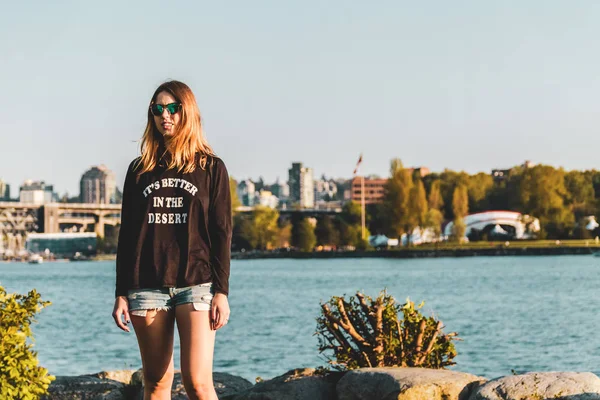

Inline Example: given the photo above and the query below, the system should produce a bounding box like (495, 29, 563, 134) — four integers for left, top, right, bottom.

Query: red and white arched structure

(443, 211, 540, 239)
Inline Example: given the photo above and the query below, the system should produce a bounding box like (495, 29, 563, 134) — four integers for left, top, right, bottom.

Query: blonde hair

(136, 80, 215, 177)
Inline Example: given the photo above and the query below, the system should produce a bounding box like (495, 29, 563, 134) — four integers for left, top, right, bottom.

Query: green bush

(316, 290, 458, 370)
(0, 285, 54, 399)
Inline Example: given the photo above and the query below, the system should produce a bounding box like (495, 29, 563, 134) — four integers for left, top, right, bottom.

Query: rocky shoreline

(42, 367, 600, 399)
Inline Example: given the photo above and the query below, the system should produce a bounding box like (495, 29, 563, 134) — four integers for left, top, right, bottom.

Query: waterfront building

(443, 211, 541, 240)
(269, 178, 289, 209)
(80, 165, 117, 204)
(237, 179, 256, 207)
(350, 176, 387, 205)
(19, 180, 56, 204)
(257, 190, 279, 208)
(288, 162, 314, 208)
(270, 178, 289, 200)
(314, 175, 338, 203)
(26, 232, 97, 258)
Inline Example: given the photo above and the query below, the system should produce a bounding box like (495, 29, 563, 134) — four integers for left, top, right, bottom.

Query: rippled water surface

(2, 256, 600, 382)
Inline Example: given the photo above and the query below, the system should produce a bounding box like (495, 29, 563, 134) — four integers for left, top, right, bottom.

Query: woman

(112, 80, 232, 400)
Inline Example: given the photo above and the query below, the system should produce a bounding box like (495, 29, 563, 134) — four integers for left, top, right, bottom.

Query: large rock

(469, 371, 600, 400)
(134, 370, 253, 399)
(130, 368, 144, 387)
(42, 375, 126, 400)
(214, 372, 255, 397)
(88, 369, 138, 385)
(336, 367, 486, 400)
(223, 368, 341, 400)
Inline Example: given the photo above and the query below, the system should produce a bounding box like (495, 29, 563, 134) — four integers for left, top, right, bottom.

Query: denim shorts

(127, 283, 214, 317)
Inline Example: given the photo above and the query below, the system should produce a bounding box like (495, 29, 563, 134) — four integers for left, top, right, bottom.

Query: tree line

(231, 201, 369, 252)
(373, 159, 600, 241)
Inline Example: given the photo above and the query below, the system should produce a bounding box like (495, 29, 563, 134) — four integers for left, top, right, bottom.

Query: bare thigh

(131, 309, 176, 384)
(175, 304, 216, 384)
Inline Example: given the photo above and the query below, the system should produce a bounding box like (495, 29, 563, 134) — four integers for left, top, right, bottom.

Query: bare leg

(175, 304, 218, 400)
(131, 309, 176, 400)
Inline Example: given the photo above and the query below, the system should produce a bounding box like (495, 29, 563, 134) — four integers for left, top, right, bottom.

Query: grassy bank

(233, 240, 600, 259)
(87, 240, 600, 261)
(415, 239, 600, 249)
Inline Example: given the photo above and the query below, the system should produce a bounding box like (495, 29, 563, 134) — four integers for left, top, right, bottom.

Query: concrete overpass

(0, 202, 340, 252)
(236, 205, 342, 217)
(0, 202, 121, 253)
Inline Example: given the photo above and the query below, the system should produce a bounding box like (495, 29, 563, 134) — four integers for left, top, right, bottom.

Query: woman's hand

(112, 296, 131, 332)
(211, 293, 230, 331)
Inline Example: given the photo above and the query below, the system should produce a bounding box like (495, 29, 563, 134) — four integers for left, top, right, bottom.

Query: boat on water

(28, 254, 44, 264)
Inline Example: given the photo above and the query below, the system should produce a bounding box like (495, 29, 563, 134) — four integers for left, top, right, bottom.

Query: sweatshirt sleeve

(208, 157, 233, 296)
(115, 159, 140, 298)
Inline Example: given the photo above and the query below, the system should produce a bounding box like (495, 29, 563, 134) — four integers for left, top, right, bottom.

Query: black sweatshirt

(115, 154, 232, 298)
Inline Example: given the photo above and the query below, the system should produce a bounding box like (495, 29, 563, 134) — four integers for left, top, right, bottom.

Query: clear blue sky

(2, 1, 600, 196)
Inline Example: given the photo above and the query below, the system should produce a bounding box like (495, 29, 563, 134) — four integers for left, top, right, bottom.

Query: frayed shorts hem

(127, 283, 213, 317)
(130, 302, 211, 317)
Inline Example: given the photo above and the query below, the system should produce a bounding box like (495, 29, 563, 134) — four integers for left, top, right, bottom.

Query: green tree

(337, 219, 352, 246)
(276, 220, 292, 248)
(229, 177, 241, 216)
(424, 209, 444, 237)
(438, 169, 469, 220)
(424, 180, 445, 238)
(315, 215, 340, 247)
(452, 185, 469, 218)
(451, 219, 465, 242)
(451, 185, 469, 241)
(0, 286, 54, 399)
(366, 203, 387, 236)
(514, 165, 574, 238)
(347, 223, 371, 249)
(232, 214, 253, 251)
(382, 159, 413, 241)
(340, 200, 370, 243)
(467, 173, 494, 213)
(428, 180, 444, 211)
(487, 179, 511, 211)
(341, 201, 362, 226)
(406, 179, 428, 245)
(565, 170, 596, 220)
(291, 217, 317, 251)
(249, 206, 280, 250)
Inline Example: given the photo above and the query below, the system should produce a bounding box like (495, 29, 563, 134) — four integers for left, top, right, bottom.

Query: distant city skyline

(3, 2, 600, 195)
(0, 157, 593, 201)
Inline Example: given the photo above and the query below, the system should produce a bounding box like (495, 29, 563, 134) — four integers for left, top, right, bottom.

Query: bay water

(1, 256, 599, 382)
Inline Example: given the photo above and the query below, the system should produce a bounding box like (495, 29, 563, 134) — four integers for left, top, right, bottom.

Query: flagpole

(353, 153, 366, 241)
(361, 175, 365, 239)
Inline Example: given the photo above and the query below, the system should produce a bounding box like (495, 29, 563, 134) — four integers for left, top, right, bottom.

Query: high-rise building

(20, 180, 56, 204)
(288, 162, 314, 208)
(237, 180, 256, 207)
(0, 179, 10, 201)
(257, 190, 279, 208)
(270, 178, 289, 200)
(314, 175, 338, 203)
(350, 176, 387, 205)
(80, 165, 117, 204)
